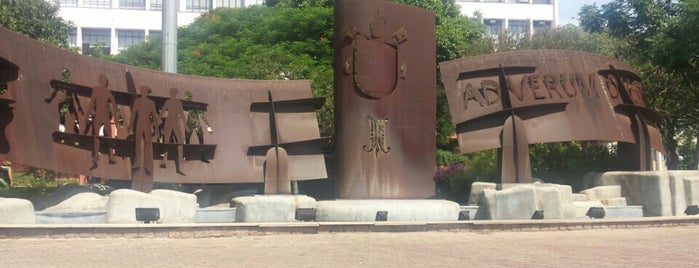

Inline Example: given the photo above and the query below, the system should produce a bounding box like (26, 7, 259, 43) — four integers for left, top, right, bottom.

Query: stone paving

(1, 225, 698, 267)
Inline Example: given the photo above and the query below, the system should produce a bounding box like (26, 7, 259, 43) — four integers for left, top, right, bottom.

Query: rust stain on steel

(440, 50, 664, 182)
(0, 26, 327, 191)
(335, 0, 436, 198)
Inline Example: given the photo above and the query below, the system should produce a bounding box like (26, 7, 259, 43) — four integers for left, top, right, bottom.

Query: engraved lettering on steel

(440, 50, 665, 183)
(362, 116, 390, 158)
(0, 26, 327, 192)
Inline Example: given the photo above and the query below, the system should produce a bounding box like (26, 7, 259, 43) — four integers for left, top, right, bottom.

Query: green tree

(448, 149, 497, 203)
(659, 0, 699, 169)
(479, 24, 622, 56)
(0, 0, 72, 48)
(179, 6, 335, 135)
(676, 128, 699, 170)
(110, 35, 163, 70)
(578, 0, 699, 170)
(266, 0, 334, 7)
(530, 142, 617, 191)
(652, 0, 699, 81)
(519, 25, 622, 56)
(578, 4, 606, 33)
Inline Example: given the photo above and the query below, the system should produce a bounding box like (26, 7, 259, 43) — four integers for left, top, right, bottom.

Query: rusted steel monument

(0, 27, 327, 192)
(334, 0, 436, 198)
(2, 0, 659, 199)
(440, 50, 665, 183)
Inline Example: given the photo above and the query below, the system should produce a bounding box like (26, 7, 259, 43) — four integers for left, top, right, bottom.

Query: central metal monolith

(334, 0, 436, 198)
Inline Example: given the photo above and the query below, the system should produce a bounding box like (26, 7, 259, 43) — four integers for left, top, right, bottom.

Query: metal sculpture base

(500, 115, 532, 183)
(264, 147, 290, 195)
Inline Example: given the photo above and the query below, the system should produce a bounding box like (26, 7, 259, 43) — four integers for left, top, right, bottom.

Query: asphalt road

(2, 225, 698, 267)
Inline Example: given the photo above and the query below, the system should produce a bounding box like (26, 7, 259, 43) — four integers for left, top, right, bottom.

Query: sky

(558, 0, 614, 26)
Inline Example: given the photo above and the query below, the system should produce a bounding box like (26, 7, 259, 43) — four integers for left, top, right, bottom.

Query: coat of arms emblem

(342, 11, 407, 99)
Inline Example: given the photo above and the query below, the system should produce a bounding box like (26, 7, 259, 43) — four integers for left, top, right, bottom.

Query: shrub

(0, 167, 74, 199)
(530, 142, 616, 191)
(450, 150, 498, 203)
(436, 149, 467, 167)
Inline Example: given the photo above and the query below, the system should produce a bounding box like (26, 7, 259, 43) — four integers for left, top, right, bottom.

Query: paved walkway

(2, 225, 698, 267)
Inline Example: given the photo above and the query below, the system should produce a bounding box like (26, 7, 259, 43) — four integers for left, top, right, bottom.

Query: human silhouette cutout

(159, 88, 186, 174)
(129, 85, 159, 175)
(84, 74, 119, 169)
(43, 69, 84, 133)
(184, 91, 213, 162)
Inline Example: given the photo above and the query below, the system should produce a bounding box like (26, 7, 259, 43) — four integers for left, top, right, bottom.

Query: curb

(1, 216, 699, 239)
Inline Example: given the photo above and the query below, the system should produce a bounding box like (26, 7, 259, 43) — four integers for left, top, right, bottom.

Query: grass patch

(0, 168, 79, 199)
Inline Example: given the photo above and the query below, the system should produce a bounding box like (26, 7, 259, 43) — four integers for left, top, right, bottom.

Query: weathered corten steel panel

(440, 50, 664, 181)
(334, 0, 436, 198)
(0, 26, 327, 188)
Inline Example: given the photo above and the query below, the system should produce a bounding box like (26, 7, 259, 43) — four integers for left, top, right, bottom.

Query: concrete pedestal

(106, 189, 168, 223)
(0, 197, 36, 224)
(232, 195, 316, 222)
(605, 206, 644, 218)
(315, 199, 461, 222)
(194, 207, 237, 223)
(35, 211, 106, 224)
(478, 184, 576, 220)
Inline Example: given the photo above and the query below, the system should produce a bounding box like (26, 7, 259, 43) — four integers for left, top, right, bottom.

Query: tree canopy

(265, 0, 334, 7)
(578, 0, 699, 169)
(0, 0, 72, 48)
(477, 24, 621, 56)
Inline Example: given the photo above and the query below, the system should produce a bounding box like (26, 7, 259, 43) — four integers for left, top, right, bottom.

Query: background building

(456, 0, 558, 36)
(54, 0, 559, 55)
(55, 0, 263, 55)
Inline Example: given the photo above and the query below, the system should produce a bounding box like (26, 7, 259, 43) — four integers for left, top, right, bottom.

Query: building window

(57, 0, 78, 7)
(83, 0, 112, 8)
(186, 0, 212, 12)
(147, 30, 162, 41)
(82, 28, 111, 55)
(532, 0, 551, 4)
(118, 30, 145, 50)
(68, 27, 78, 47)
(150, 0, 163, 10)
(533, 20, 552, 34)
(216, 0, 242, 8)
(484, 19, 503, 36)
(119, 0, 145, 9)
(508, 20, 529, 35)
